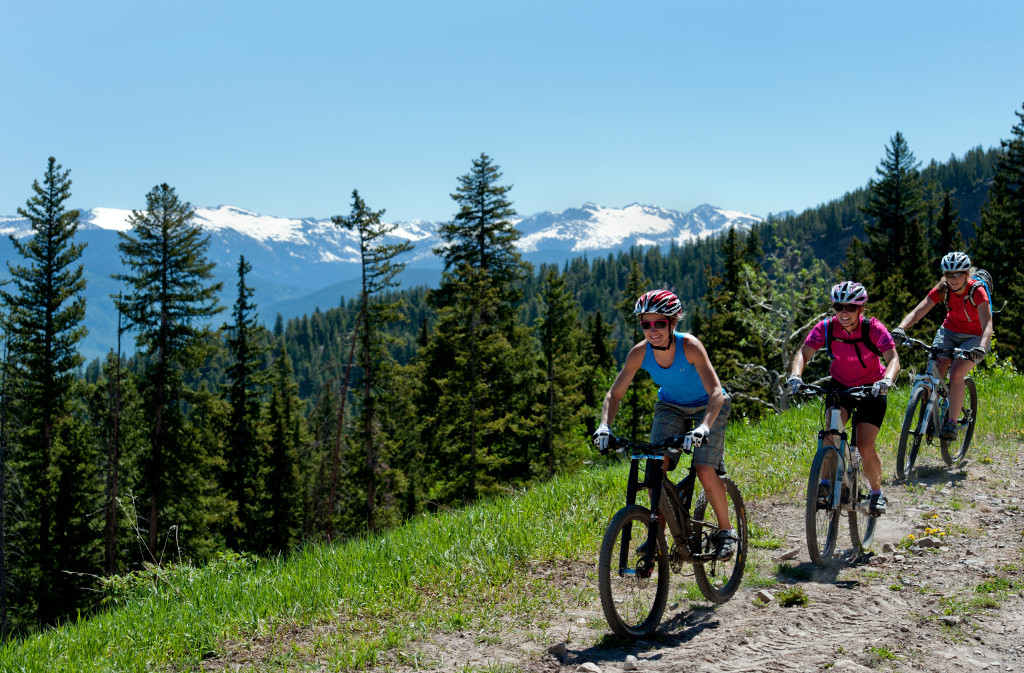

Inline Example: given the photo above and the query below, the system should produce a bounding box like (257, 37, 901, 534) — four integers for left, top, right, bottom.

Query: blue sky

(3, 1, 1023, 223)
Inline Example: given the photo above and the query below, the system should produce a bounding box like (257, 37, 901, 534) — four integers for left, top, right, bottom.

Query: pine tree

(416, 154, 541, 503)
(263, 344, 303, 552)
(332, 190, 412, 531)
(222, 255, 268, 551)
(113, 183, 224, 555)
(974, 100, 1024, 358)
(862, 132, 926, 295)
(934, 190, 967, 257)
(613, 258, 655, 440)
(0, 157, 97, 628)
(535, 268, 587, 477)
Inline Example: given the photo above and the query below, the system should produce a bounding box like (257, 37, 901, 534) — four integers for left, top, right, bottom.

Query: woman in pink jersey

(891, 251, 993, 439)
(787, 281, 900, 516)
(591, 290, 737, 560)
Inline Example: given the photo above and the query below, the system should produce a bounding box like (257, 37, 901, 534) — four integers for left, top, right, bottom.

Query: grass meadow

(2, 364, 1021, 672)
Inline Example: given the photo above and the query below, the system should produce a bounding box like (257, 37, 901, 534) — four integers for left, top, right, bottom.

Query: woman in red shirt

(891, 252, 993, 439)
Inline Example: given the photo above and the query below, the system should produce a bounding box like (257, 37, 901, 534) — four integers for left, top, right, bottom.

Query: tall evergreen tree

(974, 100, 1024, 358)
(612, 258, 655, 439)
(862, 132, 926, 292)
(0, 157, 96, 628)
(934, 190, 967, 258)
(263, 344, 303, 552)
(332, 190, 412, 531)
(113, 184, 224, 555)
(535, 268, 587, 477)
(416, 154, 541, 503)
(221, 255, 268, 551)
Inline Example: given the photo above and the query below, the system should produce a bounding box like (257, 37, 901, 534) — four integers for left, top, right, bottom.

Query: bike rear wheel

(692, 477, 747, 603)
(896, 386, 928, 480)
(598, 505, 670, 638)
(806, 448, 841, 567)
(941, 377, 977, 466)
(848, 472, 876, 550)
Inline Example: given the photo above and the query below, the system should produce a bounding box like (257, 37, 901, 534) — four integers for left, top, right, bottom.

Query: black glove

(890, 327, 907, 345)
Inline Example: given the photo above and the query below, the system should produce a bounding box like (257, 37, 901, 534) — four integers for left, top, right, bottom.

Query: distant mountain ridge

(0, 202, 761, 360)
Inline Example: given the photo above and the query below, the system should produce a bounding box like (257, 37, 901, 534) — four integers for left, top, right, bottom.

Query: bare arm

(897, 295, 937, 331)
(881, 348, 900, 382)
(978, 300, 994, 351)
(682, 335, 725, 428)
(790, 343, 818, 377)
(600, 341, 646, 426)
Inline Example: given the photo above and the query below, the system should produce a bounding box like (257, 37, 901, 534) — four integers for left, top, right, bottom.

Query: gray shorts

(932, 327, 983, 359)
(649, 392, 731, 474)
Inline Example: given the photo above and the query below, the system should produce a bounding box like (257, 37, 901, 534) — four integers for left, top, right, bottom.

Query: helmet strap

(650, 333, 674, 351)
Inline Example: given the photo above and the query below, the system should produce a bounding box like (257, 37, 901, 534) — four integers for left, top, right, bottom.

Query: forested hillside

(3, 100, 1023, 639)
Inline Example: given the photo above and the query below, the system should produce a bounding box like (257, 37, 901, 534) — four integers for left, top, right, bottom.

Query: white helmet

(830, 281, 868, 306)
(940, 251, 971, 273)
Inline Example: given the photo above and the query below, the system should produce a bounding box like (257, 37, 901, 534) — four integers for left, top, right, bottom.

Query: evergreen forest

(2, 99, 1024, 639)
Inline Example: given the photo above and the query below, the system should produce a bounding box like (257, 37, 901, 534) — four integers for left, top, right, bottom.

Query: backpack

(941, 269, 997, 313)
(824, 316, 884, 369)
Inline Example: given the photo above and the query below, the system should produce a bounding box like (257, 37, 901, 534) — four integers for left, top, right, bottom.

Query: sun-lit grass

(2, 368, 1021, 672)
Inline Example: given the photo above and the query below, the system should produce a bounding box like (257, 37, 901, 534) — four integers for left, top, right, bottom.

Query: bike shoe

(816, 482, 831, 510)
(869, 492, 887, 517)
(840, 484, 851, 505)
(941, 419, 958, 440)
(635, 539, 656, 558)
(713, 529, 739, 560)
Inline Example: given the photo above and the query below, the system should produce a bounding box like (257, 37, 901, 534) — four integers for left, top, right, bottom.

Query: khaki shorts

(649, 392, 731, 474)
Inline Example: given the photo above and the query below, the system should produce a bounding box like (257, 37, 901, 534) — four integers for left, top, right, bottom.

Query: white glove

(872, 377, 893, 397)
(787, 374, 803, 396)
(593, 423, 611, 451)
(686, 423, 710, 447)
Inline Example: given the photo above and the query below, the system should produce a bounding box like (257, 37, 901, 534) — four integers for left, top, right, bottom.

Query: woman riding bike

(592, 289, 737, 559)
(891, 252, 992, 440)
(788, 281, 900, 516)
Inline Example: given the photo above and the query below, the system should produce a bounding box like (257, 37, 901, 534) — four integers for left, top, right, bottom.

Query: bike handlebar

(602, 433, 702, 456)
(896, 336, 971, 360)
(796, 383, 875, 399)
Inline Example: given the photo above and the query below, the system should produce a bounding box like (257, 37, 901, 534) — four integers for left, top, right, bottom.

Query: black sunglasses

(944, 271, 966, 280)
(832, 303, 860, 312)
(640, 319, 670, 330)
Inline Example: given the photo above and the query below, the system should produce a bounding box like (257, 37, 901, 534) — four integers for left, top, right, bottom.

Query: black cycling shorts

(826, 386, 887, 429)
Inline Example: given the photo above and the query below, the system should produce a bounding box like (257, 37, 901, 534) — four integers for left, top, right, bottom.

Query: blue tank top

(641, 332, 710, 406)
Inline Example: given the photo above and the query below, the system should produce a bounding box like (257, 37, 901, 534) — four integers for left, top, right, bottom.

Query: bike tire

(847, 472, 876, 550)
(692, 477, 747, 603)
(896, 386, 929, 479)
(597, 505, 670, 638)
(941, 377, 978, 466)
(806, 448, 841, 567)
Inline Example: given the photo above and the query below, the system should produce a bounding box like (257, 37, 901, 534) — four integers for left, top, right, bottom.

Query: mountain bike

(797, 384, 878, 567)
(894, 337, 977, 479)
(597, 434, 747, 638)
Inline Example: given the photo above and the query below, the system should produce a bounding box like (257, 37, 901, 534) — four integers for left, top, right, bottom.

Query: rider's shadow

(571, 607, 721, 664)
(901, 464, 969, 487)
(775, 558, 864, 588)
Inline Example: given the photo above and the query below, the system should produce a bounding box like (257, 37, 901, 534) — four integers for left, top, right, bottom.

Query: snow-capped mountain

(0, 202, 761, 359)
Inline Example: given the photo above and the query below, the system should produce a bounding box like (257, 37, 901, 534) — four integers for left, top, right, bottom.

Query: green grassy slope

(2, 366, 1021, 672)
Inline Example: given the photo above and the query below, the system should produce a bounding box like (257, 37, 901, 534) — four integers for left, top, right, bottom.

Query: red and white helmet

(940, 251, 971, 273)
(633, 290, 682, 316)
(830, 281, 868, 306)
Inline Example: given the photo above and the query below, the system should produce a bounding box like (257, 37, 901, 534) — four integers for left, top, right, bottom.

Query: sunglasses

(640, 319, 670, 330)
(833, 303, 860, 313)
(944, 271, 966, 280)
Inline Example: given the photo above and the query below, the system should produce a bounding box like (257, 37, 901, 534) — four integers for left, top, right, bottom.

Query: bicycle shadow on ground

(774, 552, 868, 589)
(895, 463, 969, 488)
(570, 606, 722, 664)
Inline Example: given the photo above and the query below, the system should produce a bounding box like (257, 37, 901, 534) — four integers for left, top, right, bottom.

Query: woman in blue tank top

(592, 290, 736, 560)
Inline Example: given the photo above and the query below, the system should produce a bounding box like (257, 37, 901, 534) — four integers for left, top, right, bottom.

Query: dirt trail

(380, 445, 1024, 673)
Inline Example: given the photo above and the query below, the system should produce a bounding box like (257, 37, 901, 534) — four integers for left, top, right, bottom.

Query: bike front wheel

(896, 386, 929, 479)
(806, 448, 841, 567)
(691, 477, 747, 603)
(598, 505, 670, 638)
(941, 377, 978, 466)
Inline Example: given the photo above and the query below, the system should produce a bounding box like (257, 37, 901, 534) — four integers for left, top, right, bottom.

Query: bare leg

(696, 465, 731, 530)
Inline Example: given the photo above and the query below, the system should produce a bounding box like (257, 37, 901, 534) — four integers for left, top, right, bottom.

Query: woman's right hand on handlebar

(787, 374, 803, 395)
(686, 423, 710, 447)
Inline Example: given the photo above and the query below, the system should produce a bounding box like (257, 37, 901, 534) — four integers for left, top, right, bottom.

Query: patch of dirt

(207, 438, 1024, 673)
(382, 444, 1023, 672)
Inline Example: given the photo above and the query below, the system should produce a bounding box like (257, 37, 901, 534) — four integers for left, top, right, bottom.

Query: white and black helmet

(633, 290, 682, 316)
(940, 251, 971, 273)
(830, 281, 868, 306)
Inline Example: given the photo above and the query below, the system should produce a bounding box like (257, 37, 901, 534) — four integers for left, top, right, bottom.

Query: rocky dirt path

(380, 443, 1024, 673)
